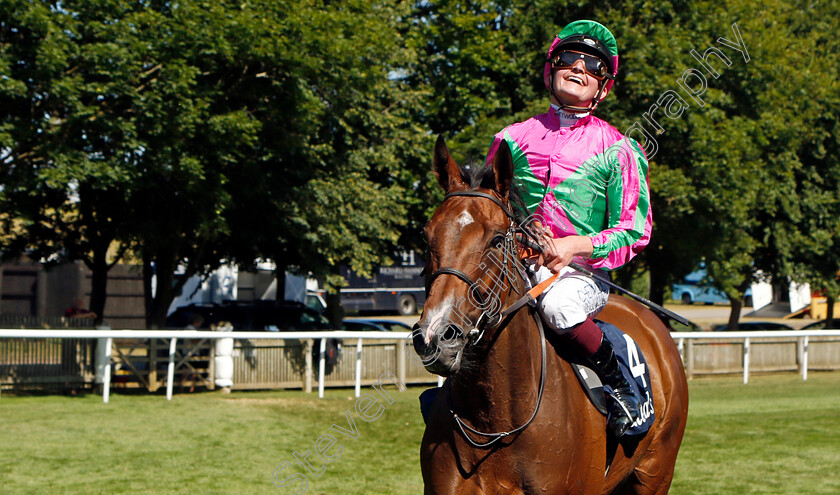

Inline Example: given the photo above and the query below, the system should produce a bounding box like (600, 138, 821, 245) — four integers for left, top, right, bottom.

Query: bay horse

(412, 136, 689, 494)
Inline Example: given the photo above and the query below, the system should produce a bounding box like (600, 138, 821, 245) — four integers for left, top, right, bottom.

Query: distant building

(0, 259, 146, 328)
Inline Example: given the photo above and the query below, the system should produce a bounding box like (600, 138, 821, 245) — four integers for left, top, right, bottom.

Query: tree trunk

(727, 298, 743, 330)
(88, 246, 109, 327)
(649, 267, 666, 306)
(324, 265, 345, 328)
(152, 255, 177, 329)
(143, 248, 179, 329)
(827, 294, 835, 323)
(613, 265, 636, 298)
(80, 235, 119, 327)
(145, 246, 206, 329)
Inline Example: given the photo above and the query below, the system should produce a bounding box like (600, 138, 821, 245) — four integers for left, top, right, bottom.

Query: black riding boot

(588, 334, 641, 437)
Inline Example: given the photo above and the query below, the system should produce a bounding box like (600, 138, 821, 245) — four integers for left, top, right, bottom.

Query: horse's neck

(450, 309, 550, 427)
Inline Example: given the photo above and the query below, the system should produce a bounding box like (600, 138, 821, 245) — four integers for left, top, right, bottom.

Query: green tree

(1, 0, 431, 328)
(776, 0, 840, 322)
(698, 0, 840, 327)
(123, 0, 433, 326)
(0, 1, 247, 327)
(582, 1, 812, 330)
(403, 0, 840, 329)
(209, 0, 431, 324)
(0, 0, 142, 323)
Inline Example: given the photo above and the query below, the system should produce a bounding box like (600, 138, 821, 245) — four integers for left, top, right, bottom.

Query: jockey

(485, 20, 652, 437)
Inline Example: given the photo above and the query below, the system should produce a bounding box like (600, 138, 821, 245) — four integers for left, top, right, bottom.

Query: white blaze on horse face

(424, 295, 455, 343)
(456, 209, 474, 228)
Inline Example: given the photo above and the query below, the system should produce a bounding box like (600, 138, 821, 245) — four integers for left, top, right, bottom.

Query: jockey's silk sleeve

(486, 109, 652, 271)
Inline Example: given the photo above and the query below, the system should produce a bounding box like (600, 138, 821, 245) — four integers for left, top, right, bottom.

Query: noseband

(424, 190, 548, 448)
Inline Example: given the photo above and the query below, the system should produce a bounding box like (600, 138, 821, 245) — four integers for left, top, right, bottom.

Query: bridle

(425, 191, 521, 342)
(424, 190, 553, 448)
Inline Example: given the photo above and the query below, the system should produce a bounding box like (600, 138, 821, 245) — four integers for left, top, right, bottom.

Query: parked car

(800, 319, 840, 330)
(712, 321, 793, 331)
(342, 318, 413, 332)
(672, 267, 753, 306)
(166, 301, 341, 372)
(304, 290, 327, 313)
(167, 300, 333, 331)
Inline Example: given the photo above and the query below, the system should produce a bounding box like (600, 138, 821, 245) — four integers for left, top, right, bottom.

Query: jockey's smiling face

(550, 57, 610, 110)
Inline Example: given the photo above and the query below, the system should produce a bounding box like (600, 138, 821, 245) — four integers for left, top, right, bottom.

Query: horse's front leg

(421, 444, 469, 495)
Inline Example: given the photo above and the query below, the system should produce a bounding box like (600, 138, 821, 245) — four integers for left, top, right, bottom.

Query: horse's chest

(423, 378, 607, 493)
(432, 432, 604, 494)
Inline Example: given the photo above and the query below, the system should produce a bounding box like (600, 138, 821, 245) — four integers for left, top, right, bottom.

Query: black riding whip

(567, 261, 691, 327)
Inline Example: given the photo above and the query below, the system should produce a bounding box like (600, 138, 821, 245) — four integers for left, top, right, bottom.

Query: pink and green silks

(486, 110, 652, 271)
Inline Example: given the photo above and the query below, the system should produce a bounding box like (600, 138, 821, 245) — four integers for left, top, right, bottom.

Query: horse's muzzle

(412, 321, 467, 376)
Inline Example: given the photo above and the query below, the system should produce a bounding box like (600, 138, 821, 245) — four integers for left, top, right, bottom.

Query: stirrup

(607, 389, 640, 437)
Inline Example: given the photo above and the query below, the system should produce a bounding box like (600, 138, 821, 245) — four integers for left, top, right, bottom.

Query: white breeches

(529, 264, 610, 332)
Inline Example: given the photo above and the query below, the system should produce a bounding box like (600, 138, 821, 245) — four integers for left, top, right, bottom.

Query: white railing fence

(671, 330, 840, 383)
(0, 329, 415, 403)
(1, 329, 839, 403)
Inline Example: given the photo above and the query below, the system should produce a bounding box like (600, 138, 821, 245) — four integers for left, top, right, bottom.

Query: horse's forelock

(457, 163, 531, 226)
(458, 162, 495, 190)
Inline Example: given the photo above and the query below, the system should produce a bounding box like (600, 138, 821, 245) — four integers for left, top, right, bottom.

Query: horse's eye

(489, 234, 506, 249)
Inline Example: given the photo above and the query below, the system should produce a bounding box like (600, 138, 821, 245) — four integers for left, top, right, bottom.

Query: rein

(451, 308, 547, 448)
(427, 190, 558, 448)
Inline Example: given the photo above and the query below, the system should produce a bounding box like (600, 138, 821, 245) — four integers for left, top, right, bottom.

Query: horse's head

(412, 136, 524, 376)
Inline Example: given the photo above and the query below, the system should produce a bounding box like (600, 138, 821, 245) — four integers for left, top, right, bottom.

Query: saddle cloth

(572, 320, 655, 437)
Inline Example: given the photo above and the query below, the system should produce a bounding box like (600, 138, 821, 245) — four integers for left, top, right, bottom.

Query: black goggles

(550, 50, 611, 80)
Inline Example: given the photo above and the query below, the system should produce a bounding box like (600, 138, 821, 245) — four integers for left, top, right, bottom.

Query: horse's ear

(433, 135, 465, 193)
(493, 140, 514, 198)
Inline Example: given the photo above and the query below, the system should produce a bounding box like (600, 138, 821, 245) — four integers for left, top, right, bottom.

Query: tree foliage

(1, 0, 430, 326)
(405, 0, 840, 325)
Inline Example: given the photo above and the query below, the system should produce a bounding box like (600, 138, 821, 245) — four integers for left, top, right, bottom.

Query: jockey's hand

(536, 235, 595, 274)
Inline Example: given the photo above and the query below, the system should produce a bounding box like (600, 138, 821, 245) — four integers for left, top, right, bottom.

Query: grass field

(1, 372, 839, 494)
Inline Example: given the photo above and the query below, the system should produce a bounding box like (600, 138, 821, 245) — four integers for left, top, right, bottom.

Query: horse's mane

(459, 162, 532, 227)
